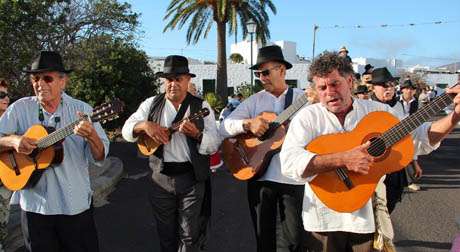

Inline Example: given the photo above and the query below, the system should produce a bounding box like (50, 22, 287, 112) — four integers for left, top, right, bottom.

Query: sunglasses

(31, 75, 54, 84)
(254, 65, 281, 78)
(0, 91, 8, 99)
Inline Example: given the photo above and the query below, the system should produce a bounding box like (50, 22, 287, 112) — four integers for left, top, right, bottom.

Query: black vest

(147, 93, 210, 182)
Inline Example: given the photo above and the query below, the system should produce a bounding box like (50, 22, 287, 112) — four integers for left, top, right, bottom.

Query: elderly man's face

(255, 61, 286, 95)
(401, 87, 416, 101)
(30, 71, 66, 105)
(164, 74, 191, 103)
(373, 82, 396, 102)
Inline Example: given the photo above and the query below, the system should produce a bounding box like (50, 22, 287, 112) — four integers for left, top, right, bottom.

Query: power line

(401, 54, 460, 61)
(317, 19, 460, 30)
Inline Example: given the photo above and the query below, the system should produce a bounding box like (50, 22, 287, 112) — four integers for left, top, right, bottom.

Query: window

(286, 80, 298, 88)
(227, 87, 235, 96)
(202, 79, 216, 94)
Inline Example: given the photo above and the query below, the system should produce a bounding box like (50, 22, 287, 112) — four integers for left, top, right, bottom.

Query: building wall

(189, 63, 311, 93)
(425, 73, 459, 87)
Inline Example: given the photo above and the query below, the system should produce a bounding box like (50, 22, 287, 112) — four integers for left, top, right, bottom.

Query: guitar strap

(284, 87, 294, 110)
(150, 93, 193, 160)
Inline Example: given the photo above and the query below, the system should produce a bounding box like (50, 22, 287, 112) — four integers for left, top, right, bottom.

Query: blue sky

(124, 0, 460, 67)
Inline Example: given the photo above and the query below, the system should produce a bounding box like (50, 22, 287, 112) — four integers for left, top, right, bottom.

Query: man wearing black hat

(219, 45, 307, 252)
(122, 55, 220, 252)
(354, 85, 370, 100)
(369, 68, 418, 213)
(280, 51, 460, 251)
(0, 51, 109, 251)
(398, 79, 423, 191)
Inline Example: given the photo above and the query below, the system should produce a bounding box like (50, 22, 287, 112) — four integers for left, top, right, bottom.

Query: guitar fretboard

(273, 95, 309, 125)
(380, 92, 453, 148)
(36, 121, 81, 149)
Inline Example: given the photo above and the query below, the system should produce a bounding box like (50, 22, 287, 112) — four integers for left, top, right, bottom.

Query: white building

(230, 39, 299, 65)
(352, 57, 403, 75)
(150, 41, 310, 94)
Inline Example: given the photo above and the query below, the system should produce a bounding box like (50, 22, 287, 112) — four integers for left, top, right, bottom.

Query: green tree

(67, 35, 159, 127)
(0, 0, 139, 99)
(229, 53, 243, 63)
(163, 0, 276, 100)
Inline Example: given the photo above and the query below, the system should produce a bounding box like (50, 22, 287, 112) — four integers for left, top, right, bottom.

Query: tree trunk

(216, 21, 228, 101)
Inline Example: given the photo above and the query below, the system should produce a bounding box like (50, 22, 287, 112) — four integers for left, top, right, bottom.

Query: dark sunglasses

(254, 65, 281, 78)
(0, 91, 8, 99)
(31, 75, 54, 83)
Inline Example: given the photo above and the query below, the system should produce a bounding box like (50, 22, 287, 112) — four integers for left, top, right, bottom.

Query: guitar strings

(365, 94, 452, 157)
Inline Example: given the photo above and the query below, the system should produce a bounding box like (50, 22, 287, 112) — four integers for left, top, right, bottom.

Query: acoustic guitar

(222, 95, 309, 180)
(307, 92, 455, 213)
(137, 108, 210, 156)
(0, 99, 124, 191)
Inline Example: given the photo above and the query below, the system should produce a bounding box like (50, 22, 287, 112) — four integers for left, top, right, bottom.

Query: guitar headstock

(196, 108, 210, 118)
(91, 99, 125, 124)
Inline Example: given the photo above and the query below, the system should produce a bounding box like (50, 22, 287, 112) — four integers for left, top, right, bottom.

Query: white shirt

(122, 96, 221, 160)
(398, 97, 416, 118)
(280, 99, 439, 233)
(219, 88, 308, 185)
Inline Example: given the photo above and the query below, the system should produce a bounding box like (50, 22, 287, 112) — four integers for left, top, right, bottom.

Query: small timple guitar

(0, 99, 124, 191)
(137, 108, 210, 156)
(306, 91, 455, 213)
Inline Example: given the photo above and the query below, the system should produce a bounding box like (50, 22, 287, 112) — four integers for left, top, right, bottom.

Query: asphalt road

(95, 129, 460, 252)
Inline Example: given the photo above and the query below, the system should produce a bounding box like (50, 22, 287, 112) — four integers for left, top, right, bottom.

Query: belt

(161, 161, 193, 176)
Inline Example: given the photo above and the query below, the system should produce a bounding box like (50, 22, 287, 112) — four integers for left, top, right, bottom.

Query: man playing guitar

(0, 51, 109, 252)
(280, 51, 460, 251)
(219, 45, 307, 252)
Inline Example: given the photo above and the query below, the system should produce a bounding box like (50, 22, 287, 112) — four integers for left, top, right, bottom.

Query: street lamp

(246, 18, 257, 93)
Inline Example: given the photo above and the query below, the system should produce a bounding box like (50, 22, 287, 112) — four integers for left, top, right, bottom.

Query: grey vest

(147, 93, 210, 182)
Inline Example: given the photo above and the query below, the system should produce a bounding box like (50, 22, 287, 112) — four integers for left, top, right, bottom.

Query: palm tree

(163, 0, 276, 100)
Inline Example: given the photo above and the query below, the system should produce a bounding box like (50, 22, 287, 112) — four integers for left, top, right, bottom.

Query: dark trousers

(21, 207, 99, 252)
(150, 170, 205, 252)
(305, 231, 374, 252)
(247, 180, 305, 252)
(384, 170, 407, 214)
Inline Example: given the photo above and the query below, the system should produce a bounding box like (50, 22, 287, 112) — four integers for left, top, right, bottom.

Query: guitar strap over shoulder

(284, 87, 293, 110)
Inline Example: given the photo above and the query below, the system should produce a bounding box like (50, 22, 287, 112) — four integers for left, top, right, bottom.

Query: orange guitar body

(307, 111, 414, 213)
(0, 125, 61, 191)
(222, 112, 286, 180)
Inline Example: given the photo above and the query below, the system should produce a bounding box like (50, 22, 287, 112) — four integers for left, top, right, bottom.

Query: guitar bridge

(7, 152, 20, 176)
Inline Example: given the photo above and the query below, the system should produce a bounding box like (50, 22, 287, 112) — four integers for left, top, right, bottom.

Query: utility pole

(312, 24, 318, 61)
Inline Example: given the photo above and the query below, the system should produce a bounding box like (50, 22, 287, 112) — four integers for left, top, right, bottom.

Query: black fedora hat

(249, 45, 292, 70)
(24, 51, 72, 74)
(156, 55, 196, 78)
(363, 64, 374, 74)
(370, 67, 397, 84)
(354, 85, 369, 95)
(400, 79, 416, 89)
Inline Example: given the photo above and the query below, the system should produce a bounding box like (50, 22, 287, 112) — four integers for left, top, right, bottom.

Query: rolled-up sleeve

(122, 97, 154, 142)
(280, 109, 318, 183)
(198, 102, 221, 155)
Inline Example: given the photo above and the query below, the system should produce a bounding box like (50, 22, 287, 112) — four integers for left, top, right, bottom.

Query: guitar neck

(169, 110, 207, 133)
(381, 92, 454, 147)
(273, 95, 309, 125)
(36, 120, 81, 149)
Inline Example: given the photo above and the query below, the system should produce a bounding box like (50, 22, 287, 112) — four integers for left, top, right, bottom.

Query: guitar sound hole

(368, 137, 386, 157)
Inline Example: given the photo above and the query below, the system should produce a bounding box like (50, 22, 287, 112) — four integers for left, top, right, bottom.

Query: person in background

(398, 79, 423, 192)
(219, 99, 240, 122)
(0, 78, 11, 252)
(354, 85, 371, 100)
(188, 82, 199, 97)
(338, 46, 352, 65)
